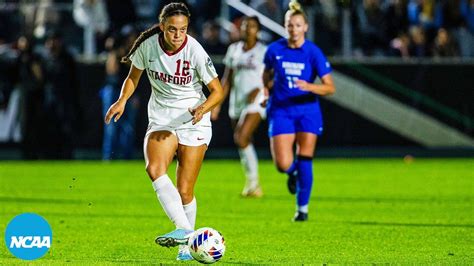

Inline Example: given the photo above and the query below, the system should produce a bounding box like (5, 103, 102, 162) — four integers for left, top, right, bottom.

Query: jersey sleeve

(312, 47, 332, 78)
(263, 46, 275, 70)
(130, 42, 146, 70)
(194, 43, 218, 85)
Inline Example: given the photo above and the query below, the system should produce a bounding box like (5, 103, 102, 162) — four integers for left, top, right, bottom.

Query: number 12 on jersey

(174, 59, 190, 76)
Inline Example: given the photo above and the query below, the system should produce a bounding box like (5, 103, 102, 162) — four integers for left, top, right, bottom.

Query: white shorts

(145, 123, 212, 147)
(230, 89, 266, 120)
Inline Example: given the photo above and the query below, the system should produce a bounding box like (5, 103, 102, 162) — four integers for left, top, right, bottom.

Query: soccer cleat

(292, 211, 308, 222)
(241, 184, 263, 198)
(155, 229, 194, 248)
(287, 171, 298, 194)
(176, 245, 193, 261)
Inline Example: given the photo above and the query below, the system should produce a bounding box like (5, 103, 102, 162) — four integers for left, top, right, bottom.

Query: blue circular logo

(4, 213, 52, 260)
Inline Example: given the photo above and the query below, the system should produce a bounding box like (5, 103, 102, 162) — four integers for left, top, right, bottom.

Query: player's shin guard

(152, 174, 192, 230)
(296, 155, 313, 209)
(238, 144, 259, 187)
(183, 197, 196, 230)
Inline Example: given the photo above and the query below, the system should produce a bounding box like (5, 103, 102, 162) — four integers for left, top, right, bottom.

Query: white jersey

(223, 41, 267, 119)
(130, 33, 218, 128)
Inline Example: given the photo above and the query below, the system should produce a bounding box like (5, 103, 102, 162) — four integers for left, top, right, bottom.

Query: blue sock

(296, 156, 313, 208)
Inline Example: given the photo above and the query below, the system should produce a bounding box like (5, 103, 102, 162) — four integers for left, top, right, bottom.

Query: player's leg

(234, 111, 263, 197)
(145, 131, 193, 247)
(268, 113, 298, 194)
(175, 143, 207, 261)
(293, 132, 317, 222)
(291, 111, 322, 221)
(174, 126, 211, 260)
(270, 134, 298, 193)
(176, 144, 206, 223)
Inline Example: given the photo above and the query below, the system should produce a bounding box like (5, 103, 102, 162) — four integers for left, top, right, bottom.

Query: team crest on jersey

(207, 57, 213, 68)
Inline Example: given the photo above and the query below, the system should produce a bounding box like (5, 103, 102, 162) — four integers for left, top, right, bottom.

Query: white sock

(152, 174, 192, 230)
(238, 144, 259, 188)
(183, 197, 197, 230)
(298, 204, 308, 213)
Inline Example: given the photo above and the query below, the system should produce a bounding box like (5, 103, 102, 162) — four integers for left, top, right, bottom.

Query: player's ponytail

(285, 0, 307, 23)
(121, 2, 191, 63)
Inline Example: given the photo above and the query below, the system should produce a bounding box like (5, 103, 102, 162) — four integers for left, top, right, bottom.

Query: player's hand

(211, 105, 221, 121)
(295, 79, 311, 92)
(189, 105, 205, 125)
(260, 87, 269, 107)
(104, 100, 126, 124)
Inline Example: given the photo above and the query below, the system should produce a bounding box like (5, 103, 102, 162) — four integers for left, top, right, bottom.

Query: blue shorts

(268, 110, 323, 137)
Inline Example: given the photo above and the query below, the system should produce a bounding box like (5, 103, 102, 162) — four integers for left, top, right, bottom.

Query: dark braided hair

(243, 16, 261, 30)
(121, 2, 191, 63)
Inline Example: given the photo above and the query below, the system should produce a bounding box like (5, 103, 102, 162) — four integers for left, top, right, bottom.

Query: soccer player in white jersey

(104, 3, 224, 261)
(212, 16, 267, 197)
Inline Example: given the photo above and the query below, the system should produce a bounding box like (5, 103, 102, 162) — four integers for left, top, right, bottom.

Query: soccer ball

(188, 227, 225, 264)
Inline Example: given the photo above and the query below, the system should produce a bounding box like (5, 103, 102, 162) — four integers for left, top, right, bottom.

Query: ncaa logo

(4, 213, 52, 260)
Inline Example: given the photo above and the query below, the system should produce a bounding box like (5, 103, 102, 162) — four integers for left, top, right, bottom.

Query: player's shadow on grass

(262, 195, 471, 204)
(348, 221, 474, 228)
(314, 195, 471, 204)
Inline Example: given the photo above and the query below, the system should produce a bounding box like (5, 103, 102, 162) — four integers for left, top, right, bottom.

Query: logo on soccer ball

(4, 213, 52, 260)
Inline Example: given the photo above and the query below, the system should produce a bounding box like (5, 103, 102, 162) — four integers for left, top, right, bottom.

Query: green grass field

(0, 158, 473, 264)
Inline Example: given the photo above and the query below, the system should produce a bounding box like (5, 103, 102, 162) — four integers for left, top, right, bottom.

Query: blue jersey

(263, 38, 332, 115)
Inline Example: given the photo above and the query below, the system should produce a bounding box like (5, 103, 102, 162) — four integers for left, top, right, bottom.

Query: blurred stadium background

(0, 0, 473, 264)
(0, 0, 473, 159)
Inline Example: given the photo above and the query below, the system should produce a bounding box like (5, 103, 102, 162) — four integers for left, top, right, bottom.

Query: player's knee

(177, 188, 194, 203)
(233, 132, 249, 148)
(145, 164, 166, 181)
(275, 161, 291, 173)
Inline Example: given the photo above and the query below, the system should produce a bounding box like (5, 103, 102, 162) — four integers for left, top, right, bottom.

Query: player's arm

(262, 68, 274, 90)
(190, 78, 224, 125)
(104, 65, 143, 124)
(261, 68, 274, 107)
(295, 73, 336, 96)
(211, 66, 233, 121)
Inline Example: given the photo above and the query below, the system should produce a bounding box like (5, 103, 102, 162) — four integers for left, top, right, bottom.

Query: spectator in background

(407, 0, 421, 25)
(133, 0, 161, 29)
(432, 27, 459, 57)
(16, 35, 45, 159)
(356, 0, 388, 56)
(312, 0, 340, 55)
(459, 0, 474, 56)
(250, 0, 284, 42)
(386, 0, 410, 41)
(390, 31, 411, 57)
(105, 0, 137, 33)
(32, 0, 62, 39)
(200, 20, 227, 55)
(100, 25, 139, 160)
(73, 0, 110, 57)
(409, 25, 428, 56)
(41, 30, 80, 159)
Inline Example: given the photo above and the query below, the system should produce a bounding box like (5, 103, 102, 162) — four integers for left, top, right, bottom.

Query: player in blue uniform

(262, 0, 336, 221)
